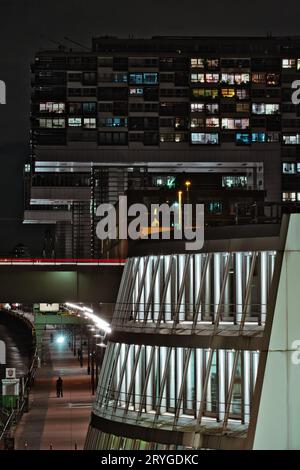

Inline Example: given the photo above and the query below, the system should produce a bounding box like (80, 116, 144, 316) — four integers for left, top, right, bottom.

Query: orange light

(185, 180, 191, 188)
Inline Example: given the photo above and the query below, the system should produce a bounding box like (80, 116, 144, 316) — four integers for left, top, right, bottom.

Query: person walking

(56, 376, 63, 397)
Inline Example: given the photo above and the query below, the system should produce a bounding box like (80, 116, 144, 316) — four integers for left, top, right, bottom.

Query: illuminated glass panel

(252, 132, 266, 142)
(236, 133, 250, 145)
(191, 132, 219, 144)
(190, 58, 204, 68)
(282, 59, 296, 69)
(221, 88, 235, 98)
(221, 118, 249, 130)
(283, 134, 300, 145)
(39, 102, 65, 113)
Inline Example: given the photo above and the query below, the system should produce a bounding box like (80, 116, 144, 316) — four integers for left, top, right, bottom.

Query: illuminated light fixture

(94, 334, 101, 338)
(96, 343, 107, 348)
(184, 180, 191, 188)
(56, 335, 65, 344)
(65, 302, 85, 312)
(65, 302, 111, 334)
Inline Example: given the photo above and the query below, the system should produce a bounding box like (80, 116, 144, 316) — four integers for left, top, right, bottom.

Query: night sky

(0, 0, 299, 255)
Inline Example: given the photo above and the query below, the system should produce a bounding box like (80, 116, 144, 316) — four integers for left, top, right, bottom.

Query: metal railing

(0, 347, 38, 449)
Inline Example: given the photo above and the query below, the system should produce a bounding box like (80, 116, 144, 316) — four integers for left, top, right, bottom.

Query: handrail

(0, 346, 38, 446)
(0, 258, 126, 266)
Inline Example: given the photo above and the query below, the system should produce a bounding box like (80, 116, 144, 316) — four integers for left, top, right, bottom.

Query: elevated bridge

(0, 259, 125, 304)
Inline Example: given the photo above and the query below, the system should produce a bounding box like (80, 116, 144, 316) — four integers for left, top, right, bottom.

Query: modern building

(24, 36, 300, 257)
(84, 214, 300, 450)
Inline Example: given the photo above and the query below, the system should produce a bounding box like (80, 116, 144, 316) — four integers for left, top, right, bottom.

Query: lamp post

(184, 180, 191, 205)
(178, 191, 182, 230)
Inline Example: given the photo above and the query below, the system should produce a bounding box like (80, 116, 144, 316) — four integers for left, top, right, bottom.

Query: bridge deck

(15, 332, 93, 450)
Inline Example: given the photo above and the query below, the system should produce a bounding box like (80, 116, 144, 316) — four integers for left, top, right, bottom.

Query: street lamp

(184, 180, 191, 205)
(178, 191, 183, 229)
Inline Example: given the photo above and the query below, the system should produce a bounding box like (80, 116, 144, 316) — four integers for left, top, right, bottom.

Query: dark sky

(0, 0, 299, 255)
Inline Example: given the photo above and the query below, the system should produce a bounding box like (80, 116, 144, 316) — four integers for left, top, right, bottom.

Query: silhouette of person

(56, 376, 63, 397)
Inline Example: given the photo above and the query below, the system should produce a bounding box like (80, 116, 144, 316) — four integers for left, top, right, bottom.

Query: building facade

(85, 214, 300, 449)
(25, 36, 300, 257)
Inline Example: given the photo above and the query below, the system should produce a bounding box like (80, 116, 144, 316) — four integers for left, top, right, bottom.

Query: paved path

(15, 333, 93, 450)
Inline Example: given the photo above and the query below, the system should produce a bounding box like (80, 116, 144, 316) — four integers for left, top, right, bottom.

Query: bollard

(50, 443, 53, 450)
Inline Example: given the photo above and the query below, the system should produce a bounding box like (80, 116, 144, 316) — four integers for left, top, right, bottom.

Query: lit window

(252, 103, 265, 114)
(236, 133, 250, 145)
(153, 176, 176, 188)
(143, 73, 158, 84)
(236, 89, 248, 100)
(206, 103, 219, 114)
(190, 117, 204, 128)
(190, 103, 204, 113)
(160, 133, 173, 143)
(39, 118, 65, 128)
(236, 103, 249, 112)
(282, 59, 296, 69)
(99, 117, 128, 127)
(175, 117, 186, 129)
(265, 104, 280, 114)
(252, 103, 280, 114)
(222, 176, 247, 188)
(221, 118, 249, 130)
(192, 88, 218, 99)
(160, 133, 186, 143)
(206, 117, 219, 128)
(68, 118, 82, 127)
(221, 73, 234, 85)
(267, 132, 280, 142)
(297, 59, 300, 71)
(251, 73, 265, 84)
(191, 73, 205, 83)
(282, 192, 296, 201)
(129, 88, 143, 96)
(206, 59, 219, 69)
(191, 133, 219, 144)
(252, 132, 266, 143)
(266, 73, 280, 86)
(282, 163, 296, 174)
(129, 73, 143, 84)
(234, 73, 250, 84)
(205, 73, 219, 83)
(190, 58, 204, 68)
(129, 73, 157, 85)
(24, 164, 31, 173)
(39, 102, 65, 114)
(283, 134, 300, 145)
(221, 88, 235, 98)
(174, 133, 186, 142)
(83, 118, 96, 129)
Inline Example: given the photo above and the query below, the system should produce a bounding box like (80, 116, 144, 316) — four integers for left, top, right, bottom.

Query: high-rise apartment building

(24, 36, 300, 257)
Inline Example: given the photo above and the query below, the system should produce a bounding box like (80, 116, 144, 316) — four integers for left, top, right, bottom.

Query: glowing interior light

(65, 303, 111, 333)
(56, 335, 65, 344)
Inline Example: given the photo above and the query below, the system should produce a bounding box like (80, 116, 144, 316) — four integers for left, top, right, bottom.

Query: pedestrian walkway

(14, 333, 93, 450)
